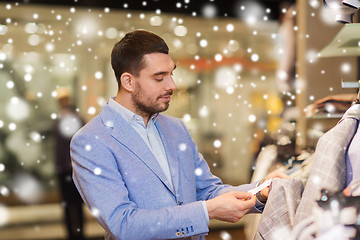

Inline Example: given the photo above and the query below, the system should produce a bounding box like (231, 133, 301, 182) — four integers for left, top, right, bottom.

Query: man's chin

(158, 103, 170, 113)
(148, 106, 169, 115)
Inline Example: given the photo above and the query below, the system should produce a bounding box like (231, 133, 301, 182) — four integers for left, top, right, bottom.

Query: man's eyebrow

(152, 65, 177, 76)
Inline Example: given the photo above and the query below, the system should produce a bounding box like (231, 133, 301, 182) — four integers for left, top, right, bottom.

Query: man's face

(132, 53, 176, 117)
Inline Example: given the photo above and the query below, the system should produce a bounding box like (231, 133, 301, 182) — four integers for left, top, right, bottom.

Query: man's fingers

(232, 191, 253, 200)
(240, 195, 256, 208)
(260, 187, 269, 198)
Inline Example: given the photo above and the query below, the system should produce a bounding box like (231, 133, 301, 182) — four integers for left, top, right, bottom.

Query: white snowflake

(30, 131, 42, 143)
(248, 114, 256, 123)
(88, 106, 96, 115)
(220, 230, 231, 240)
(91, 207, 101, 217)
(183, 114, 191, 122)
(251, 53, 259, 62)
(213, 140, 222, 148)
(94, 167, 102, 175)
(226, 24, 234, 32)
(0, 186, 9, 196)
(105, 120, 114, 128)
(94, 71, 103, 79)
(59, 114, 82, 137)
(312, 175, 321, 185)
(199, 39, 208, 48)
(199, 106, 209, 118)
(13, 173, 44, 204)
(341, 63, 351, 73)
(201, 3, 217, 19)
(8, 122, 16, 131)
(178, 143, 187, 151)
(214, 53, 222, 62)
(85, 144, 92, 151)
(194, 168, 203, 176)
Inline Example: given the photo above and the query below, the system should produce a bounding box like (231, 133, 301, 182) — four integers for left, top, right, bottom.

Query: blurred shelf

(319, 23, 360, 57)
(307, 113, 344, 119)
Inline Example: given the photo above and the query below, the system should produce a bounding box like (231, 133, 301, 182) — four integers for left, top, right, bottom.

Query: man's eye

(155, 78, 163, 81)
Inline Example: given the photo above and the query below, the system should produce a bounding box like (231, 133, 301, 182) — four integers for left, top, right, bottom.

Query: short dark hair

(111, 30, 169, 89)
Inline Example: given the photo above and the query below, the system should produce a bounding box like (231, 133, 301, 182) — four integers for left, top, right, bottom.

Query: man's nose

(167, 76, 177, 92)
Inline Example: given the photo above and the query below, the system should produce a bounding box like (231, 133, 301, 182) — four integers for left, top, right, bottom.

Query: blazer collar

(340, 104, 360, 123)
(99, 103, 177, 195)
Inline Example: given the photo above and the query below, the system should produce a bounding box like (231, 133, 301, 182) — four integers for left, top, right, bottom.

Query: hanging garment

(245, 148, 313, 240)
(254, 178, 304, 240)
(346, 116, 360, 185)
(291, 182, 360, 240)
(251, 145, 279, 183)
(294, 104, 360, 225)
(291, 208, 358, 240)
(287, 154, 314, 185)
(290, 215, 317, 240)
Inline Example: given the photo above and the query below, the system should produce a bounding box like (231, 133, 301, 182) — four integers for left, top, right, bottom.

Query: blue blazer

(70, 103, 257, 240)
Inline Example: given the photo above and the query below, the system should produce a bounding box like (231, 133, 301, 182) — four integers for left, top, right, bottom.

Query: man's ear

(120, 72, 134, 92)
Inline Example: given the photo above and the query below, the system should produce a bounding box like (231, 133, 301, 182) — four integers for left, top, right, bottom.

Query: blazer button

(176, 232, 181, 237)
(181, 231, 186, 236)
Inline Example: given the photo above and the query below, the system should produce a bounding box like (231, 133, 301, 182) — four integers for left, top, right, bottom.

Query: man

(70, 30, 285, 240)
(55, 87, 84, 240)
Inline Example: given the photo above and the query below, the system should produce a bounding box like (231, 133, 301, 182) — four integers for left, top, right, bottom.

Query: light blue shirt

(108, 97, 174, 190)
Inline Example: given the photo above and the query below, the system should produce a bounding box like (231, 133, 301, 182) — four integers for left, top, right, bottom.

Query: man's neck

(114, 94, 151, 126)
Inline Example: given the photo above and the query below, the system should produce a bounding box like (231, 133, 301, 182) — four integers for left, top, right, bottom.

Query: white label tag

(248, 178, 272, 196)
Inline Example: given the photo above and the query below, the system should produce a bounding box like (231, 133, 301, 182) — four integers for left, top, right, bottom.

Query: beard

(132, 83, 172, 116)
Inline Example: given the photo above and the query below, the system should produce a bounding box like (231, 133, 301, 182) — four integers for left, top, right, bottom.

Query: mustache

(159, 91, 173, 98)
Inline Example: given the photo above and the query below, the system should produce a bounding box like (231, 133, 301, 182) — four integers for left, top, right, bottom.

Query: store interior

(0, 0, 359, 239)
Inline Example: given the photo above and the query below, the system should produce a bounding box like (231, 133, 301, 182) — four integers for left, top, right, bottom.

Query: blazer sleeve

(178, 121, 258, 202)
(71, 127, 210, 240)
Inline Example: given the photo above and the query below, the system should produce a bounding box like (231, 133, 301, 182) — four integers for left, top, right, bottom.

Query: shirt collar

(108, 97, 159, 125)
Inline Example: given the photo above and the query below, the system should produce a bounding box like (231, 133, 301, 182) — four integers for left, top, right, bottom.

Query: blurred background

(0, 0, 359, 239)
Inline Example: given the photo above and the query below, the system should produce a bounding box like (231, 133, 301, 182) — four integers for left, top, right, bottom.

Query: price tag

(248, 178, 272, 196)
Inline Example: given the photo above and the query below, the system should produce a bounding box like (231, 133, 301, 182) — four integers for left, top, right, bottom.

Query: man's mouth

(159, 95, 171, 101)
(159, 92, 173, 101)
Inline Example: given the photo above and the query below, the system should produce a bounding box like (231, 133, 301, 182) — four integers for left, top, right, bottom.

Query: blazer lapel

(155, 116, 180, 196)
(99, 105, 175, 194)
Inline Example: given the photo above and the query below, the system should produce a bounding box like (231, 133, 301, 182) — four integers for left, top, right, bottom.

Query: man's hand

(259, 171, 290, 200)
(205, 191, 256, 223)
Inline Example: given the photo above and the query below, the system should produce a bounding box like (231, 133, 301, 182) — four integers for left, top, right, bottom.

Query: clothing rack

(341, 80, 360, 104)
